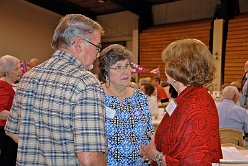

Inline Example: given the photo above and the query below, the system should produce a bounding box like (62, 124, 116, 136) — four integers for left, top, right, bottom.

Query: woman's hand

(140, 132, 159, 162)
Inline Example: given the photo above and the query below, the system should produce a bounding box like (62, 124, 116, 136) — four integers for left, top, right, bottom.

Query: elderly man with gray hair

(5, 14, 106, 166)
(217, 86, 248, 137)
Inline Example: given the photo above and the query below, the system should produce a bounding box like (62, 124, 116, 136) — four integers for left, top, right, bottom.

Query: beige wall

(97, 11, 138, 52)
(0, 0, 62, 63)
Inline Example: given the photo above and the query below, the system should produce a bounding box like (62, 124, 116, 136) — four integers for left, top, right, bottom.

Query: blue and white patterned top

(104, 89, 154, 166)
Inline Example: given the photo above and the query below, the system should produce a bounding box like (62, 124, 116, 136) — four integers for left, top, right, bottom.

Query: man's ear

(232, 94, 238, 103)
(73, 37, 83, 50)
(74, 42, 80, 53)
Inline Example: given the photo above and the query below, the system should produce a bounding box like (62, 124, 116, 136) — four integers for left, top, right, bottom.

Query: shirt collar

(222, 98, 235, 104)
(53, 50, 84, 70)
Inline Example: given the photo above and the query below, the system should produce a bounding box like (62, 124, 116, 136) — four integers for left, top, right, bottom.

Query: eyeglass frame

(109, 63, 132, 72)
(72, 37, 102, 52)
(81, 38, 102, 52)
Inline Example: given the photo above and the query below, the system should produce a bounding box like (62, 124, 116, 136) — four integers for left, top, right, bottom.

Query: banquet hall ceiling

(26, 0, 180, 30)
(25, 0, 240, 30)
(26, 0, 180, 18)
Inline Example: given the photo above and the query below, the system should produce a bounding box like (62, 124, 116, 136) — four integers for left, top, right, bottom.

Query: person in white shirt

(140, 83, 159, 117)
(217, 86, 248, 137)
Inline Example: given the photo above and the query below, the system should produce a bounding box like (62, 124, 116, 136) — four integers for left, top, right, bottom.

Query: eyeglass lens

(110, 64, 131, 71)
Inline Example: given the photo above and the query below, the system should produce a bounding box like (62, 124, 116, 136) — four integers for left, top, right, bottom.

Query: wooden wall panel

(225, 14, 248, 84)
(139, 20, 211, 81)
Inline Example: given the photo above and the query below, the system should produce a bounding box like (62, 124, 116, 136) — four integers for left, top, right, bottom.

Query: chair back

(219, 128, 244, 147)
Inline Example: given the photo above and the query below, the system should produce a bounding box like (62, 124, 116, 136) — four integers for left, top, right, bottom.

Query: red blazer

(154, 86, 222, 165)
(0, 80, 15, 126)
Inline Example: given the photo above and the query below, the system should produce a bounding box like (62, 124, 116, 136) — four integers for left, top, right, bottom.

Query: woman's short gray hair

(98, 44, 133, 82)
(0, 55, 20, 77)
(51, 14, 104, 50)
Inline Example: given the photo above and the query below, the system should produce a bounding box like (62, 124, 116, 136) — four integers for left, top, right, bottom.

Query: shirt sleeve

(72, 83, 106, 152)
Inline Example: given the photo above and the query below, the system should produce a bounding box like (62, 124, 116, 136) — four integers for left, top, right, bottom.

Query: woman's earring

(173, 80, 176, 84)
(105, 76, 109, 82)
(105, 76, 110, 88)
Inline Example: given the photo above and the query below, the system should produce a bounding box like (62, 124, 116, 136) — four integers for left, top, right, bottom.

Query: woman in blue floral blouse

(99, 44, 154, 166)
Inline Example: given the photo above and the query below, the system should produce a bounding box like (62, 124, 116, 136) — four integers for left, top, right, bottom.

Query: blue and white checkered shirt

(217, 99, 248, 133)
(5, 50, 106, 166)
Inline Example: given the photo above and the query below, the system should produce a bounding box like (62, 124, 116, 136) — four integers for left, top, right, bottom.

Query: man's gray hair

(0, 55, 20, 77)
(51, 14, 104, 50)
(222, 85, 240, 99)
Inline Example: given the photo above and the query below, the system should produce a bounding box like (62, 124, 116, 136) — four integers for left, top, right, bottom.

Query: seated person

(140, 83, 159, 117)
(230, 81, 242, 106)
(151, 76, 168, 103)
(216, 86, 248, 138)
(161, 81, 170, 97)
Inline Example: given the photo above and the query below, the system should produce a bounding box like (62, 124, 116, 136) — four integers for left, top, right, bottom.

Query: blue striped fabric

(5, 50, 106, 166)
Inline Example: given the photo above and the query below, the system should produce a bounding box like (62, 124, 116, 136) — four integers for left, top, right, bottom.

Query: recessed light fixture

(97, 0, 106, 3)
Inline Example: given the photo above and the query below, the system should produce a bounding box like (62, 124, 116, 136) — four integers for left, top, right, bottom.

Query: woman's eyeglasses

(110, 64, 132, 72)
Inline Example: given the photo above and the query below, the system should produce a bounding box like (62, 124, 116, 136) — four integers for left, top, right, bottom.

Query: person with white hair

(216, 85, 248, 137)
(0, 55, 21, 165)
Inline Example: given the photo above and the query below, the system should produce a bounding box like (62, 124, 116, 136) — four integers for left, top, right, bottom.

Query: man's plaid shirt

(5, 50, 106, 165)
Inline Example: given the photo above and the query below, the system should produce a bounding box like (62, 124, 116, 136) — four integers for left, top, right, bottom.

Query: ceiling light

(97, 0, 106, 3)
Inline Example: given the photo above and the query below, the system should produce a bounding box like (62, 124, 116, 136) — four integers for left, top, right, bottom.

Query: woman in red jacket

(0, 55, 21, 166)
(140, 39, 222, 166)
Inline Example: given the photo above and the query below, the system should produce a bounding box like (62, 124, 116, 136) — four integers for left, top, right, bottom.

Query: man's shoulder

(232, 104, 247, 111)
(216, 101, 227, 106)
